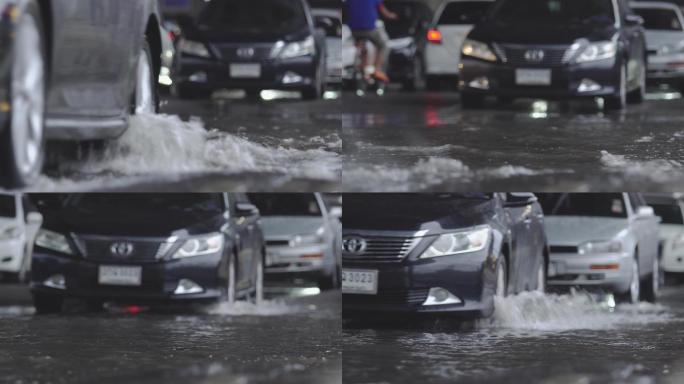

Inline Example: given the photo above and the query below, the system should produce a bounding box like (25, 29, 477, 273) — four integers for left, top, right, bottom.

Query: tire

(616, 257, 640, 304)
(302, 59, 325, 100)
(535, 258, 546, 293)
(319, 264, 340, 291)
(641, 256, 660, 303)
(18, 247, 31, 284)
(627, 62, 646, 104)
(33, 292, 63, 314)
(132, 39, 159, 114)
(253, 249, 264, 304)
(402, 58, 426, 92)
(461, 92, 485, 109)
(604, 64, 627, 111)
(0, 0, 47, 189)
(495, 256, 508, 298)
(176, 84, 211, 100)
(226, 253, 237, 304)
(426, 75, 441, 91)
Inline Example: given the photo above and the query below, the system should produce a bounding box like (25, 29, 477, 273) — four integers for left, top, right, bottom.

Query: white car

(644, 194, 684, 277)
(424, 0, 494, 89)
(313, 9, 344, 85)
(0, 194, 42, 283)
(632, 2, 684, 91)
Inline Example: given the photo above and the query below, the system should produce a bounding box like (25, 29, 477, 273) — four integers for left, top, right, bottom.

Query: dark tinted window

(490, 0, 615, 25)
(63, 194, 224, 214)
(438, 1, 493, 25)
(651, 203, 684, 224)
(0, 195, 16, 218)
(540, 193, 627, 218)
(384, 2, 430, 38)
(633, 8, 683, 31)
(198, 0, 307, 35)
(249, 194, 322, 217)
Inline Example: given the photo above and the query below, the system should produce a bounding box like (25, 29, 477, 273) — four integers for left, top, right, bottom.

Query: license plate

(342, 269, 378, 295)
(230, 63, 261, 78)
(515, 68, 552, 85)
(98, 265, 142, 286)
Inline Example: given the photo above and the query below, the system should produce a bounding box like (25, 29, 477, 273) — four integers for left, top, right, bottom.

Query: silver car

(540, 193, 660, 304)
(248, 193, 342, 290)
(645, 194, 684, 278)
(632, 2, 684, 91)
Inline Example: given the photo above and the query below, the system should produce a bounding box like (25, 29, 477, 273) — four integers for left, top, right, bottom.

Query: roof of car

(631, 1, 683, 10)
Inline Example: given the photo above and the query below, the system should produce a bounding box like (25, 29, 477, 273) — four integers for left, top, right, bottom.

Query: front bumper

(343, 247, 497, 319)
(646, 53, 684, 81)
(0, 238, 23, 273)
(30, 250, 224, 304)
(265, 243, 332, 284)
(547, 250, 633, 293)
(175, 55, 318, 92)
(459, 57, 620, 99)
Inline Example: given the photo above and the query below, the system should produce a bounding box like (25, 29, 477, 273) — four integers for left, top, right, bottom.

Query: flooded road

(343, 287, 684, 384)
(0, 286, 341, 384)
(33, 93, 342, 192)
(342, 89, 684, 192)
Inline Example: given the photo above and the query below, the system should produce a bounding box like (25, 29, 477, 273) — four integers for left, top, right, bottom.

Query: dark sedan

(173, 0, 327, 100)
(0, 0, 162, 188)
(342, 193, 548, 319)
(29, 193, 264, 314)
(459, 0, 647, 110)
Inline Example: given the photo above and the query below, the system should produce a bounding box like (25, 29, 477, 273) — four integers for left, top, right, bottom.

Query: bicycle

(352, 37, 388, 97)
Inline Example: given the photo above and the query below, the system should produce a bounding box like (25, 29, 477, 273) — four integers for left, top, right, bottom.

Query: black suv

(173, 0, 327, 100)
(342, 193, 548, 319)
(459, 0, 647, 110)
(29, 194, 264, 313)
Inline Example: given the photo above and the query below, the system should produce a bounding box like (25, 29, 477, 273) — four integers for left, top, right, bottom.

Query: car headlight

(461, 39, 497, 62)
(172, 233, 224, 259)
(578, 240, 622, 255)
(576, 41, 617, 63)
(273, 36, 316, 59)
(290, 227, 326, 246)
(658, 43, 684, 56)
(35, 229, 74, 255)
(420, 227, 490, 259)
(178, 39, 211, 58)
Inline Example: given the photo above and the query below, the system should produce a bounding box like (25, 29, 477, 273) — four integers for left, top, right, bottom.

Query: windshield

(438, 1, 493, 25)
(651, 203, 684, 224)
(540, 193, 627, 218)
(61, 194, 224, 215)
(198, 0, 307, 36)
(384, 2, 427, 38)
(633, 8, 683, 31)
(0, 195, 16, 218)
(489, 0, 616, 25)
(249, 194, 321, 217)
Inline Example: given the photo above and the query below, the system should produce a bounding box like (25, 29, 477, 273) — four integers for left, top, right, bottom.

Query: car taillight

(427, 29, 442, 44)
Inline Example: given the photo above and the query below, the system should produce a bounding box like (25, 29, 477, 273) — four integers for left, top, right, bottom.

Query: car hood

(260, 216, 325, 238)
(544, 216, 628, 245)
(470, 21, 616, 45)
(185, 24, 311, 44)
(644, 30, 684, 50)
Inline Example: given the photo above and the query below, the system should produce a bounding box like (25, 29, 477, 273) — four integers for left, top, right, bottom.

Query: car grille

(344, 288, 430, 307)
(212, 44, 275, 62)
(266, 239, 290, 247)
(343, 236, 421, 262)
(498, 44, 570, 68)
(73, 235, 175, 263)
(549, 245, 579, 254)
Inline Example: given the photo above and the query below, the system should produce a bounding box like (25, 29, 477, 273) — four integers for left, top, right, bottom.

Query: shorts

(351, 28, 388, 52)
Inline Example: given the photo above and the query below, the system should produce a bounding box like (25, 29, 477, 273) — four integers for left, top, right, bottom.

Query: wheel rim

(11, 13, 45, 177)
(496, 263, 506, 298)
(227, 255, 236, 304)
(630, 258, 640, 303)
(536, 262, 545, 292)
(134, 48, 155, 114)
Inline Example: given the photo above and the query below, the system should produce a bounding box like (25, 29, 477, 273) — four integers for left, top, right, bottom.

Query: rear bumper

(547, 251, 633, 293)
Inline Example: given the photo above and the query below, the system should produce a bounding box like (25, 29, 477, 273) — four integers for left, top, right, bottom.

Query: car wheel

(535, 259, 546, 293)
(33, 292, 63, 314)
(425, 75, 442, 91)
(18, 247, 31, 283)
(133, 39, 159, 114)
(0, 1, 47, 188)
(495, 256, 508, 299)
(226, 253, 237, 304)
(319, 264, 340, 291)
(641, 256, 660, 303)
(461, 92, 485, 109)
(617, 257, 640, 304)
(604, 63, 627, 111)
(627, 62, 646, 104)
(176, 84, 211, 100)
(253, 249, 264, 304)
(403, 58, 425, 92)
(302, 59, 325, 100)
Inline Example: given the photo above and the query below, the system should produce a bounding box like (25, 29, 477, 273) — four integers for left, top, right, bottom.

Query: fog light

(174, 279, 204, 295)
(44, 274, 66, 290)
(282, 72, 303, 85)
(422, 287, 462, 306)
(578, 79, 601, 93)
(468, 77, 490, 90)
(189, 71, 208, 83)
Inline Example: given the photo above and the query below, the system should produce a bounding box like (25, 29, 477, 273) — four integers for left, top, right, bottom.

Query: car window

(633, 8, 683, 31)
(650, 203, 684, 224)
(438, 1, 492, 25)
(539, 193, 627, 218)
(489, 0, 616, 25)
(198, 0, 308, 35)
(248, 194, 322, 217)
(0, 195, 16, 218)
(384, 2, 429, 38)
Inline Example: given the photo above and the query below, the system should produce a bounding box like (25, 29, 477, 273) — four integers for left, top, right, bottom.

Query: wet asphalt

(342, 285, 684, 384)
(0, 285, 341, 384)
(342, 88, 684, 192)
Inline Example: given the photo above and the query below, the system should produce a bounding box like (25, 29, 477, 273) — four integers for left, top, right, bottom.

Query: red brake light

(427, 29, 442, 44)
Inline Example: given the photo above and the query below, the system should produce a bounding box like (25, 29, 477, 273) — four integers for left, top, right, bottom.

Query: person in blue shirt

(345, 0, 398, 83)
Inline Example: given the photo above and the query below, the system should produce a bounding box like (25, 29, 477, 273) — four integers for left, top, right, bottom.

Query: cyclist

(345, 0, 398, 83)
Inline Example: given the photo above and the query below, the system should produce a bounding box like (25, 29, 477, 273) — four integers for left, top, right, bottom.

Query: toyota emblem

(110, 242, 134, 257)
(237, 47, 255, 58)
(343, 236, 367, 255)
(524, 49, 545, 63)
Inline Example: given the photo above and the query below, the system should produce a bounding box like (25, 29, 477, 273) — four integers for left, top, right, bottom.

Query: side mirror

(504, 193, 538, 208)
(636, 206, 655, 219)
(625, 14, 644, 26)
(235, 203, 260, 218)
(329, 206, 342, 219)
(26, 212, 43, 226)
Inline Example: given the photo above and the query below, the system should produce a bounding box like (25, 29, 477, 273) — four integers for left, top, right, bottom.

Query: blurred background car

(424, 0, 494, 90)
(29, 193, 264, 314)
(645, 193, 684, 283)
(342, 193, 548, 319)
(159, 20, 180, 90)
(632, 1, 684, 92)
(173, 0, 328, 100)
(249, 193, 342, 290)
(0, 193, 42, 283)
(539, 193, 660, 304)
(313, 9, 344, 87)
